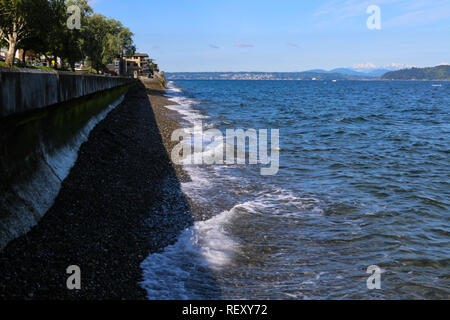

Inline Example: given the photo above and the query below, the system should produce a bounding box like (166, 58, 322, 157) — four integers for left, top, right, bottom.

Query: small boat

(432, 84, 442, 87)
(332, 80, 337, 82)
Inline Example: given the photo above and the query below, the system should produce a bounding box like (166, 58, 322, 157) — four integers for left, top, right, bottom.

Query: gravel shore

(0, 80, 196, 300)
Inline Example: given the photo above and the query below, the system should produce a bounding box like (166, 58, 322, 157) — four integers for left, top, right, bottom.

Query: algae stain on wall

(0, 84, 131, 250)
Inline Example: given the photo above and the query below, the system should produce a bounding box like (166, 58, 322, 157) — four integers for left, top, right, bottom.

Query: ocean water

(141, 80, 449, 300)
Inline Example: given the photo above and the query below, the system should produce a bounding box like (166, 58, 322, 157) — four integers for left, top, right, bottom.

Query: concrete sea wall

(0, 68, 134, 250)
(0, 67, 134, 118)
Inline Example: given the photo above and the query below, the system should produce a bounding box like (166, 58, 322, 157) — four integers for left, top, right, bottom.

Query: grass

(0, 62, 66, 71)
(0, 62, 109, 75)
(0, 62, 18, 68)
(33, 65, 55, 71)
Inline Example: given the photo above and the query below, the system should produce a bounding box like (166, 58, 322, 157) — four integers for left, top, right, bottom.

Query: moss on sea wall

(0, 84, 133, 250)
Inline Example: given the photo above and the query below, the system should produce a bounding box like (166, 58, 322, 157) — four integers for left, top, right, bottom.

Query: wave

(140, 80, 324, 300)
(235, 191, 323, 218)
(334, 116, 368, 123)
(166, 81, 183, 93)
(165, 96, 210, 125)
(139, 185, 320, 299)
(140, 201, 240, 300)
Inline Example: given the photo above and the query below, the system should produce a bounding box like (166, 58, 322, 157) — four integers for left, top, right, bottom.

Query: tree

(56, 0, 92, 69)
(1, 0, 137, 72)
(81, 14, 135, 73)
(102, 20, 135, 66)
(80, 14, 106, 72)
(17, 0, 54, 64)
(0, 0, 50, 66)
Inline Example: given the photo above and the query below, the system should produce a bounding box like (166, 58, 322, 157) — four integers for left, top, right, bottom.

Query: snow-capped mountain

(351, 62, 416, 73)
(304, 63, 418, 78)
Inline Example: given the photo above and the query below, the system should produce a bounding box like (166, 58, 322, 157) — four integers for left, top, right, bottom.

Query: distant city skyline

(90, 0, 450, 72)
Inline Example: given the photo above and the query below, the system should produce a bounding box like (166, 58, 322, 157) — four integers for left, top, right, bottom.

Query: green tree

(102, 20, 135, 66)
(17, 0, 56, 65)
(80, 14, 109, 73)
(55, 0, 92, 69)
(81, 14, 135, 73)
(1, 0, 136, 72)
(0, 0, 50, 66)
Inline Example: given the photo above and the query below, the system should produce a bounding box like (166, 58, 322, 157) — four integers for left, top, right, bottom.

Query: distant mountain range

(166, 64, 450, 81)
(304, 68, 390, 77)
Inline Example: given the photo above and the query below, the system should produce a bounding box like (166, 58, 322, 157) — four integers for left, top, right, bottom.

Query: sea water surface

(141, 80, 449, 299)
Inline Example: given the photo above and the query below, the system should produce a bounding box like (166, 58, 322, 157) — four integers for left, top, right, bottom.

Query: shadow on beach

(0, 81, 222, 300)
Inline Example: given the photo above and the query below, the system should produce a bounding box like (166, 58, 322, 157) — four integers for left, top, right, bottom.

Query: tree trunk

(5, 40, 17, 67)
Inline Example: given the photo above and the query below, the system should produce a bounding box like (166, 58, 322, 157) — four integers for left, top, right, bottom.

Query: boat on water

(432, 84, 442, 87)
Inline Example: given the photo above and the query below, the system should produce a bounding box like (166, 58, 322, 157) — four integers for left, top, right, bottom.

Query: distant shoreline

(166, 66, 450, 81)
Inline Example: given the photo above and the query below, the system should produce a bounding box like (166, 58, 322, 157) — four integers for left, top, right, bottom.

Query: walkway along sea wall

(0, 68, 135, 250)
(0, 67, 134, 118)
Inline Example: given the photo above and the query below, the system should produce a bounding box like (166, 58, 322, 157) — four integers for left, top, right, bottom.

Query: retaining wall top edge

(0, 66, 134, 80)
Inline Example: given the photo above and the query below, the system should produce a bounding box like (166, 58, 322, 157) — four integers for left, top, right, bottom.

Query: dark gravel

(0, 81, 195, 300)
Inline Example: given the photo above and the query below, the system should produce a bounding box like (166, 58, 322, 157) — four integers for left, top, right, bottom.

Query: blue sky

(90, 0, 450, 72)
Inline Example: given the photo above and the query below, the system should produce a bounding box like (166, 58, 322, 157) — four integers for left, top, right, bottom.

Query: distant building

(106, 58, 124, 76)
(17, 49, 39, 63)
(106, 52, 156, 78)
(126, 60, 140, 78)
(126, 53, 153, 77)
(106, 57, 137, 77)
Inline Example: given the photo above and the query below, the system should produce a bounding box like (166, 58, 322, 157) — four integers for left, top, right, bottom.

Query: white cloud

(234, 42, 254, 48)
(314, 0, 397, 21)
(314, 0, 450, 27)
(384, 1, 450, 28)
(287, 42, 302, 49)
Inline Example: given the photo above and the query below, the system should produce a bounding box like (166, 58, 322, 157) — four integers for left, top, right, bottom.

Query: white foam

(166, 81, 183, 93)
(140, 176, 323, 299)
(164, 82, 210, 125)
(140, 81, 323, 299)
(166, 97, 209, 125)
(235, 191, 323, 218)
(140, 204, 240, 300)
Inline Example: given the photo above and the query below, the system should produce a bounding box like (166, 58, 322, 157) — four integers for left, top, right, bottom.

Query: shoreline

(0, 80, 197, 299)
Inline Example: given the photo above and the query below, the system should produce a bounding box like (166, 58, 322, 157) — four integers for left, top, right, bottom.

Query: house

(126, 53, 153, 77)
(126, 60, 140, 78)
(106, 52, 156, 78)
(106, 58, 123, 75)
(17, 49, 38, 63)
(106, 57, 136, 77)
